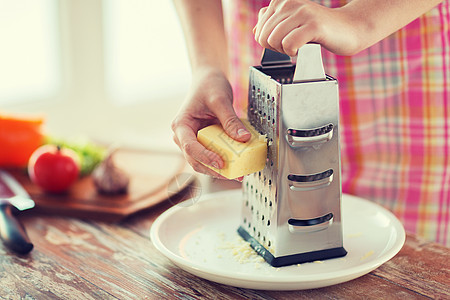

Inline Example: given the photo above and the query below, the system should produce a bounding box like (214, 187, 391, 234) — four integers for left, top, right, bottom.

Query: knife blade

(0, 170, 34, 254)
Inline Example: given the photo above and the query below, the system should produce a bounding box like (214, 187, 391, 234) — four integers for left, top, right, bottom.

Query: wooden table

(1, 180, 449, 299)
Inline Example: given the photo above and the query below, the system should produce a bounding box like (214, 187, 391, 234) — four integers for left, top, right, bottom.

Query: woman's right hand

(171, 67, 251, 179)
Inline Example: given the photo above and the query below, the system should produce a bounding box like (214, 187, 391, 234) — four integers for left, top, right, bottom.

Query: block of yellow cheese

(197, 119, 268, 179)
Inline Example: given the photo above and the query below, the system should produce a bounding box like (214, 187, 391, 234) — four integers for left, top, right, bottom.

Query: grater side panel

(281, 80, 341, 219)
(241, 66, 281, 254)
(275, 78, 344, 256)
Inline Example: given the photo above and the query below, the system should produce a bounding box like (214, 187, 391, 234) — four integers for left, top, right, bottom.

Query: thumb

(210, 99, 251, 143)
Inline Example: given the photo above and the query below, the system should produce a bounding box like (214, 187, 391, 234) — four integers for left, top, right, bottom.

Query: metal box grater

(237, 44, 347, 267)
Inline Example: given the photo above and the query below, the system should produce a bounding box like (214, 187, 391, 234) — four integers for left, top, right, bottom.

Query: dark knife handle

(0, 203, 33, 254)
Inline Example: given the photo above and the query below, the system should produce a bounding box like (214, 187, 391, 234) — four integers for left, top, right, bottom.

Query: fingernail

(234, 176, 244, 182)
(211, 161, 219, 169)
(237, 128, 250, 137)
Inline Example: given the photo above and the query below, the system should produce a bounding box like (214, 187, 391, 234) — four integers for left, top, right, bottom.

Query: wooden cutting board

(9, 148, 195, 222)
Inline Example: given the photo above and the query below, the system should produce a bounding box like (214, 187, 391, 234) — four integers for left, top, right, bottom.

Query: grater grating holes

(244, 79, 278, 253)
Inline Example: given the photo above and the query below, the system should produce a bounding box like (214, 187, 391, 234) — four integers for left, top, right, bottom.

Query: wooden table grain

(1, 180, 449, 300)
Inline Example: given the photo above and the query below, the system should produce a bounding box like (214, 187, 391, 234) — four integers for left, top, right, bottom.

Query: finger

(253, 7, 267, 35)
(177, 128, 244, 181)
(254, 6, 272, 43)
(281, 25, 315, 57)
(175, 126, 228, 179)
(267, 16, 299, 53)
(173, 134, 180, 148)
(256, 6, 268, 31)
(234, 176, 244, 182)
(257, 11, 289, 51)
(174, 124, 224, 169)
(208, 99, 252, 143)
(257, 6, 268, 23)
(172, 134, 181, 154)
(184, 154, 228, 180)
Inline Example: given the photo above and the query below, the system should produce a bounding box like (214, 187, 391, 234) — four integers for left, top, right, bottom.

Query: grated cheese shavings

(360, 250, 375, 261)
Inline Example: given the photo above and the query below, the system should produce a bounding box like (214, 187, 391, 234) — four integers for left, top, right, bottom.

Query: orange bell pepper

(0, 112, 45, 167)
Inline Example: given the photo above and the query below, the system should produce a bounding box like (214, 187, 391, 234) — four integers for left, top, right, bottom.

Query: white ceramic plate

(150, 190, 405, 290)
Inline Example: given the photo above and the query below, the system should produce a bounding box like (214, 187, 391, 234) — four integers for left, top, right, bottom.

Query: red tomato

(28, 144, 80, 193)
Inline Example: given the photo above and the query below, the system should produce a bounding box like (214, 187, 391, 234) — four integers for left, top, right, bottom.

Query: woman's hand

(254, 0, 443, 57)
(253, 0, 362, 56)
(171, 67, 251, 179)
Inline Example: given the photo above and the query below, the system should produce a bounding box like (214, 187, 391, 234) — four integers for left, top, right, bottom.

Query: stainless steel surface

(0, 170, 35, 211)
(261, 48, 292, 67)
(241, 44, 344, 259)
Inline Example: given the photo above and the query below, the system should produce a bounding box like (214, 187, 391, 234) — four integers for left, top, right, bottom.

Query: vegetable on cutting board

(0, 111, 129, 196)
(0, 112, 45, 168)
(0, 112, 105, 176)
(92, 150, 130, 195)
(48, 139, 130, 195)
(28, 144, 81, 193)
(46, 136, 107, 176)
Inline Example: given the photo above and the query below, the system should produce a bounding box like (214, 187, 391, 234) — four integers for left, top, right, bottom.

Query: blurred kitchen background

(0, 0, 194, 151)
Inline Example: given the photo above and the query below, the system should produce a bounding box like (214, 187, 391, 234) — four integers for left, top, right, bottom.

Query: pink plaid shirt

(225, 0, 450, 245)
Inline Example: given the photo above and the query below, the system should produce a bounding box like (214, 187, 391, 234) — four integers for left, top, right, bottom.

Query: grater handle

(260, 48, 292, 67)
(293, 44, 326, 83)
